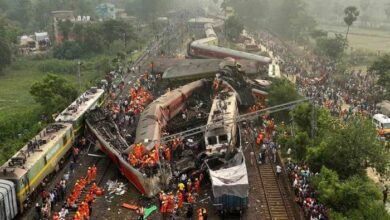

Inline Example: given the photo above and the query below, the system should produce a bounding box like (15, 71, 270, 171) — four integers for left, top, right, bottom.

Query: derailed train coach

(0, 87, 105, 218)
(0, 123, 73, 213)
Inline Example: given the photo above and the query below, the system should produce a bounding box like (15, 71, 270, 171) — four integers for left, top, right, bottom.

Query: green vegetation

(315, 34, 346, 61)
(30, 74, 78, 114)
(278, 103, 390, 219)
(225, 16, 244, 41)
(343, 6, 360, 45)
(267, 78, 301, 122)
(225, 0, 316, 42)
(369, 54, 390, 100)
(0, 0, 166, 165)
(320, 24, 390, 53)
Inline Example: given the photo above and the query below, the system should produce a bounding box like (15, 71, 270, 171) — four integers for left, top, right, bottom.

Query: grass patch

(319, 24, 390, 53)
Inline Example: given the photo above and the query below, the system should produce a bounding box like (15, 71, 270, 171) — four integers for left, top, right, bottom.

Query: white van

(372, 114, 390, 139)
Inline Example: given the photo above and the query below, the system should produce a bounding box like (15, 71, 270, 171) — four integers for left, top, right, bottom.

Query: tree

(225, 15, 243, 41)
(53, 41, 83, 60)
(343, 6, 359, 46)
(0, 18, 20, 72)
(0, 40, 11, 72)
(267, 78, 301, 122)
(315, 34, 346, 61)
(307, 117, 390, 179)
(368, 54, 390, 99)
(269, 0, 315, 41)
(6, 0, 33, 28)
(312, 166, 388, 219)
(224, 0, 269, 28)
(30, 74, 78, 113)
(58, 19, 73, 41)
(100, 19, 134, 48)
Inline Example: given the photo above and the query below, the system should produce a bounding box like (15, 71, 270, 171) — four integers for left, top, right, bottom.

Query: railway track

(65, 156, 111, 220)
(242, 125, 297, 220)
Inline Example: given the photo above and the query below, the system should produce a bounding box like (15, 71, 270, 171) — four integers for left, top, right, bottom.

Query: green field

(320, 24, 390, 53)
(0, 59, 101, 119)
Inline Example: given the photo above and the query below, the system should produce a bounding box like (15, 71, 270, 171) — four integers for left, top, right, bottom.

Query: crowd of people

(256, 28, 389, 219)
(157, 172, 206, 220)
(286, 162, 327, 220)
(258, 31, 382, 121)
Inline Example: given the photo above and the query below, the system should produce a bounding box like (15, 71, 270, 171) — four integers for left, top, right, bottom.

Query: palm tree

(343, 6, 359, 47)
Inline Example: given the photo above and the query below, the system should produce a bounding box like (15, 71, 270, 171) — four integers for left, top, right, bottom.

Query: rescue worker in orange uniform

(141, 155, 150, 168)
(133, 144, 144, 159)
(85, 191, 95, 203)
(81, 202, 89, 219)
(197, 208, 204, 220)
(73, 211, 82, 220)
(77, 206, 85, 220)
(91, 183, 98, 194)
(194, 178, 201, 194)
(150, 149, 159, 162)
(160, 195, 168, 220)
(79, 177, 87, 188)
(87, 167, 92, 184)
(379, 127, 386, 137)
(187, 192, 194, 204)
(166, 192, 174, 217)
(164, 146, 171, 162)
(91, 165, 97, 181)
(256, 131, 264, 145)
(52, 212, 60, 220)
(129, 153, 138, 167)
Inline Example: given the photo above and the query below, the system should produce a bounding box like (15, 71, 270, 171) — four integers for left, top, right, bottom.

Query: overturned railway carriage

(188, 21, 271, 71)
(86, 79, 208, 197)
(86, 109, 171, 197)
(0, 123, 73, 213)
(135, 79, 207, 151)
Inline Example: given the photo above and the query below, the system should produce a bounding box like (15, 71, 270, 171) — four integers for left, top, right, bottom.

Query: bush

(0, 108, 46, 165)
(53, 41, 83, 60)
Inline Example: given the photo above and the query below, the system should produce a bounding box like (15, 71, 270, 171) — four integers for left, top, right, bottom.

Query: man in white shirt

(276, 164, 282, 178)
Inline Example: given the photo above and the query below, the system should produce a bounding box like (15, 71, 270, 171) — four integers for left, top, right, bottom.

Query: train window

(219, 134, 228, 143)
(207, 137, 217, 145)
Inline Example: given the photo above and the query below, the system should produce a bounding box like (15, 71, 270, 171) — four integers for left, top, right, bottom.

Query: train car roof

(188, 17, 215, 24)
(206, 92, 237, 137)
(191, 43, 271, 64)
(163, 59, 221, 80)
(192, 37, 218, 45)
(55, 88, 104, 122)
(0, 123, 72, 179)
